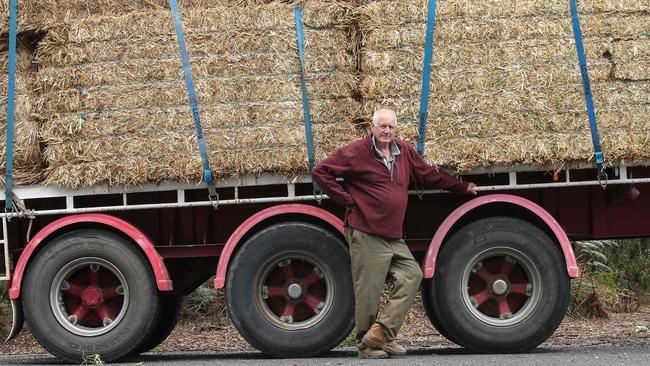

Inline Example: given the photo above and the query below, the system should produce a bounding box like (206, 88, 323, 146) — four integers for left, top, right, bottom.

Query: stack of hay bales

(358, 0, 650, 171)
(0, 37, 42, 185)
(34, 0, 361, 187)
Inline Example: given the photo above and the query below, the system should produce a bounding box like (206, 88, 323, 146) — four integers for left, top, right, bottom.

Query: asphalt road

(0, 341, 648, 366)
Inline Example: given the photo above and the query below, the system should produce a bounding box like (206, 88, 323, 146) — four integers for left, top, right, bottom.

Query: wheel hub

(287, 283, 303, 299)
(462, 247, 542, 327)
(257, 254, 333, 330)
(491, 279, 509, 296)
(81, 286, 103, 307)
(51, 257, 129, 337)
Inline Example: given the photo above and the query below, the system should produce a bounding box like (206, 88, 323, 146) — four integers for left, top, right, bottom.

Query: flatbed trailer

(3, 0, 649, 362)
(2, 162, 649, 362)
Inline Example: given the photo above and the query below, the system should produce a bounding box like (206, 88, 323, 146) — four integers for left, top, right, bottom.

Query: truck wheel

(22, 229, 160, 362)
(226, 222, 354, 357)
(131, 293, 182, 355)
(422, 279, 467, 347)
(428, 217, 570, 352)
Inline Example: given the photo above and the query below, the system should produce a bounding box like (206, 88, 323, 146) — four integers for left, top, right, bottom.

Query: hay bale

(0, 44, 43, 186)
(361, 39, 612, 72)
(36, 28, 350, 67)
(357, 0, 649, 26)
(2, 0, 346, 33)
(358, 0, 650, 171)
(42, 2, 353, 45)
(36, 50, 354, 93)
(359, 12, 648, 49)
(362, 82, 650, 121)
(611, 39, 650, 80)
(42, 123, 364, 187)
(386, 105, 650, 142)
(360, 63, 612, 97)
(361, 13, 648, 42)
(40, 98, 361, 142)
(33, 1, 361, 187)
(37, 72, 356, 114)
(421, 132, 593, 171)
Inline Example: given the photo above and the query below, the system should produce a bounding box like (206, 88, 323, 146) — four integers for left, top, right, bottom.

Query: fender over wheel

(22, 229, 161, 362)
(226, 222, 354, 357)
(424, 217, 570, 352)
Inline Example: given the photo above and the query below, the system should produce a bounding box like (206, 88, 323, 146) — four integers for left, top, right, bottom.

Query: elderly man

(311, 108, 476, 359)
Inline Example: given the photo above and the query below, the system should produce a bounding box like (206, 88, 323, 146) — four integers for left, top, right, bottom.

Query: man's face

(372, 111, 397, 145)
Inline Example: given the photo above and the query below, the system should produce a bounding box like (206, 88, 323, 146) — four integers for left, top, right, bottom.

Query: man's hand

(467, 182, 478, 195)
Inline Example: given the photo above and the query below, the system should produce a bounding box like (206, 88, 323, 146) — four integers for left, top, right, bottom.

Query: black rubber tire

(226, 222, 354, 358)
(428, 217, 570, 353)
(131, 293, 183, 355)
(422, 279, 468, 348)
(22, 229, 160, 363)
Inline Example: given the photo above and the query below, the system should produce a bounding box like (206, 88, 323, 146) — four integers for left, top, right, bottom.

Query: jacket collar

(369, 134, 401, 157)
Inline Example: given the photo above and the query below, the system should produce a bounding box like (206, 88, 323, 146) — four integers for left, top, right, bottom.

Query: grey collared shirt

(372, 136, 401, 177)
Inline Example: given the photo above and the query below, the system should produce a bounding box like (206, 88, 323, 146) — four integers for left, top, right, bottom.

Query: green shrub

(569, 239, 650, 318)
(602, 238, 650, 305)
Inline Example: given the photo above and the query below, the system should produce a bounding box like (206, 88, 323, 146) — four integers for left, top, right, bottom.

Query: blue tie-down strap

(417, 0, 438, 157)
(4, 0, 18, 210)
(169, 0, 219, 206)
(294, 5, 322, 198)
(569, 0, 607, 184)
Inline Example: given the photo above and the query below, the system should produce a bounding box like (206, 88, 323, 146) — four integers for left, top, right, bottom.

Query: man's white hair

(372, 108, 397, 125)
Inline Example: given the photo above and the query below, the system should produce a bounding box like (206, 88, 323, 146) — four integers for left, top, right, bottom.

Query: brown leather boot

(357, 343, 389, 359)
(362, 323, 407, 357)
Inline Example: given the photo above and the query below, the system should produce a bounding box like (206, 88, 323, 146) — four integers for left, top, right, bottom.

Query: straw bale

(0, 73, 34, 96)
(1, 0, 349, 33)
(44, 2, 353, 46)
(42, 123, 364, 187)
(361, 34, 612, 65)
(37, 72, 356, 114)
(360, 12, 648, 49)
(0, 0, 44, 33)
(361, 39, 611, 71)
(0, 119, 41, 167)
(421, 132, 593, 171)
(0, 165, 43, 186)
(613, 62, 650, 80)
(0, 94, 31, 121)
(361, 82, 650, 121)
(385, 105, 650, 142)
(36, 29, 349, 67)
(611, 40, 650, 79)
(360, 63, 612, 97)
(612, 40, 650, 62)
(357, 0, 649, 26)
(36, 50, 355, 93)
(600, 129, 650, 162)
(422, 128, 650, 172)
(358, 0, 650, 24)
(39, 98, 361, 142)
(0, 44, 35, 73)
(43, 122, 352, 165)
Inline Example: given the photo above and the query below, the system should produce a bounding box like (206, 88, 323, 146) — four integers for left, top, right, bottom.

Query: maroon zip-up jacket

(312, 135, 470, 239)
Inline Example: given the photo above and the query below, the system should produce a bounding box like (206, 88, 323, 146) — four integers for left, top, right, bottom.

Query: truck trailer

(1, 0, 649, 362)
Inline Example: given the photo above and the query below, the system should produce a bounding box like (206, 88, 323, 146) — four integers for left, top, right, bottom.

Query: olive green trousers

(345, 227, 423, 342)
